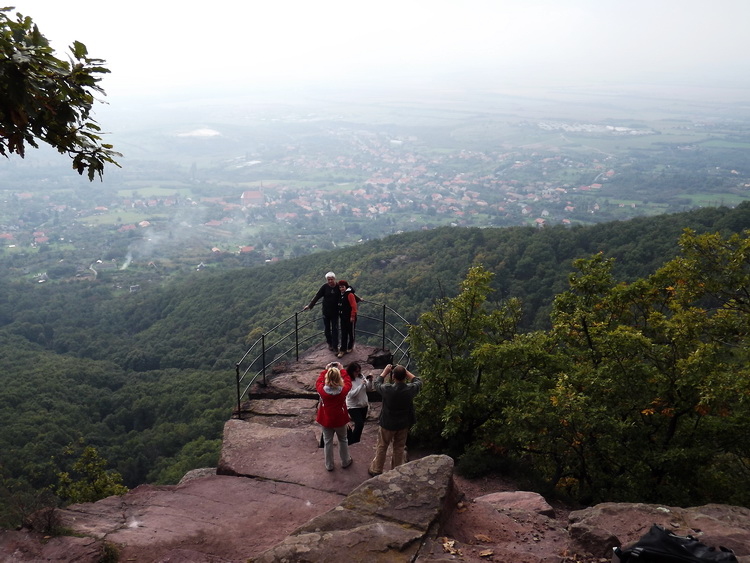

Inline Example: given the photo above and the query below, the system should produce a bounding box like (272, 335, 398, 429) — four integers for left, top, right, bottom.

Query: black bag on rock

(612, 524, 737, 562)
(367, 349, 393, 369)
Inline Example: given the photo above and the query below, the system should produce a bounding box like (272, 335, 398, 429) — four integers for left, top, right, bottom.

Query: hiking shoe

(346, 349, 352, 353)
(367, 468, 381, 477)
(342, 458, 353, 469)
(337, 351, 344, 358)
(326, 465, 334, 471)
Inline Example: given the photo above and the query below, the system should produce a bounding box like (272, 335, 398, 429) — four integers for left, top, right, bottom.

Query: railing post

(382, 304, 386, 350)
(295, 312, 299, 361)
(261, 333, 267, 386)
(235, 363, 241, 419)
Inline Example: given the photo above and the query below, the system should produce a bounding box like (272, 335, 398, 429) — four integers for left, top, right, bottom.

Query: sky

(7, 0, 750, 103)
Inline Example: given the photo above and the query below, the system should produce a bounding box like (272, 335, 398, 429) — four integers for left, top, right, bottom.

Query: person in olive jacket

(316, 362, 353, 471)
(368, 363, 422, 476)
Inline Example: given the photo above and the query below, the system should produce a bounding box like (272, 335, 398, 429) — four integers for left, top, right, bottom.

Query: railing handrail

(234, 300, 412, 418)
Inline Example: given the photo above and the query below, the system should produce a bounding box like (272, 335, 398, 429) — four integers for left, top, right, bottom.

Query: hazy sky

(8, 0, 750, 101)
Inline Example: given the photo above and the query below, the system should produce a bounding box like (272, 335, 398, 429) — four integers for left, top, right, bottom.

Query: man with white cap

(304, 271, 341, 353)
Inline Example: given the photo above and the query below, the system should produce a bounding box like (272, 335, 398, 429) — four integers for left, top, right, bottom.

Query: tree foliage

(409, 266, 523, 452)
(412, 230, 750, 506)
(0, 7, 120, 179)
(55, 442, 128, 504)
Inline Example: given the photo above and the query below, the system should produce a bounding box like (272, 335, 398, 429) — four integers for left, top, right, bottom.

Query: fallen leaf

(474, 533, 492, 542)
(479, 549, 494, 557)
(441, 537, 462, 555)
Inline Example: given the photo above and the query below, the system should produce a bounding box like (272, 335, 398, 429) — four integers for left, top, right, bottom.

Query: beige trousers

(369, 426, 409, 474)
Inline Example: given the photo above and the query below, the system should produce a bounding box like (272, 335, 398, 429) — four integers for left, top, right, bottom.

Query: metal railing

(234, 301, 412, 417)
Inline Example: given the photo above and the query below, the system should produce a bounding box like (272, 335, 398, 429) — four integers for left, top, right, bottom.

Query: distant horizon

(104, 66, 750, 106)
(10, 0, 750, 108)
(96, 71, 750, 130)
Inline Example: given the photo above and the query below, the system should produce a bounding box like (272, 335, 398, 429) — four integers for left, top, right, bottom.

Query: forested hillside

(2, 203, 750, 527)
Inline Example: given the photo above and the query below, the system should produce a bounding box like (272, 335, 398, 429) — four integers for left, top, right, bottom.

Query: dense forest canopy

(1, 203, 750, 527)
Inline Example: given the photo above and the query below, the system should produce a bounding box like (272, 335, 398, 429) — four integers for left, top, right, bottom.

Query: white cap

(325, 271, 336, 279)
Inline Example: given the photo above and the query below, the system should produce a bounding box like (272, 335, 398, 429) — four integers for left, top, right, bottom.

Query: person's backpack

(350, 285, 362, 304)
(613, 524, 737, 562)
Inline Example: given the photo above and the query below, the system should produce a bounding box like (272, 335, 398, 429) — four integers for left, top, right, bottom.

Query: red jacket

(316, 369, 352, 428)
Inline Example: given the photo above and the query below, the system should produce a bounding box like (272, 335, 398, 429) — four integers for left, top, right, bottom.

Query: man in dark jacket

(368, 363, 422, 476)
(304, 271, 340, 352)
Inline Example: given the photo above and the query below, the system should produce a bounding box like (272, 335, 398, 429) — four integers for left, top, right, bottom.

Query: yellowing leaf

(441, 537, 462, 555)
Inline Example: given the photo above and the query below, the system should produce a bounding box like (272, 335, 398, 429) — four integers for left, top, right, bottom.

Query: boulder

(569, 502, 750, 560)
(438, 490, 569, 563)
(179, 467, 216, 484)
(252, 455, 456, 562)
(476, 490, 556, 518)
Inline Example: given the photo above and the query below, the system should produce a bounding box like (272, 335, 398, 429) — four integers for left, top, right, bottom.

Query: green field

(684, 193, 750, 206)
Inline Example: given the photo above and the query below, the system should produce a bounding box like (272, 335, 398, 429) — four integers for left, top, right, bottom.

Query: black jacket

(339, 287, 357, 319)
(308, 283, 340, 316)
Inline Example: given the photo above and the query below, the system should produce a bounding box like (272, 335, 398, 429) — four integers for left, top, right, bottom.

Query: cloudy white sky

(8, 0, 750, 101)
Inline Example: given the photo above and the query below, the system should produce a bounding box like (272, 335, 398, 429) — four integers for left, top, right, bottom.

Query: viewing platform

(228, 342, 392, 494)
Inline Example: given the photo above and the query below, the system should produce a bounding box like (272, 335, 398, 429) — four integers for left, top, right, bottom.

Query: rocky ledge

(2, 344, 750, 562)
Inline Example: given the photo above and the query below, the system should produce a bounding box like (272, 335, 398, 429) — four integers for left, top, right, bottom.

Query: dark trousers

(347, 406, 368, 444)
(340, 315, 356, 351)
(323, 312, 339, 349)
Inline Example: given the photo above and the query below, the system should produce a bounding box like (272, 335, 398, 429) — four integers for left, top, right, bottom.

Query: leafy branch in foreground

(0, 7, 120, 180)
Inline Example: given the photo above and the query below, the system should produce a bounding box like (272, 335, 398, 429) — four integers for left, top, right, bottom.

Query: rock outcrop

(3, 343, 750, 562)
(569, 503, 750, 560)
(253, 455, 456, 562)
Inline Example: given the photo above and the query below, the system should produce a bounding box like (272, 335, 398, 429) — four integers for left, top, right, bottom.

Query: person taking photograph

(344, 362, 372, 445)
(368, 363, 422, 476)
(316, 361, 353, 471)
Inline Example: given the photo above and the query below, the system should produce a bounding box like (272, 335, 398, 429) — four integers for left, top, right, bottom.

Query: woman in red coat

(316, 362, 353, 471)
